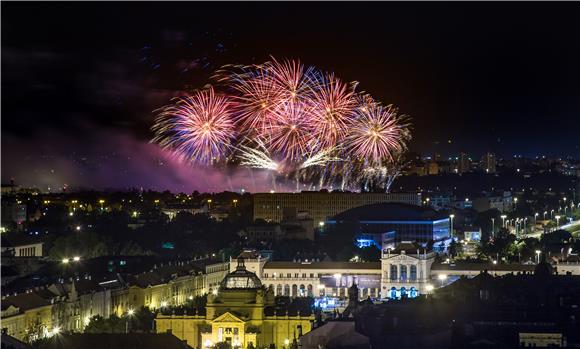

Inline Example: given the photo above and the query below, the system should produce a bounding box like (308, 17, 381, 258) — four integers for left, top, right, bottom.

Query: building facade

(380, 243, 436, 298)
(156, 259, 314, 349)
(253, 192, 421, 226)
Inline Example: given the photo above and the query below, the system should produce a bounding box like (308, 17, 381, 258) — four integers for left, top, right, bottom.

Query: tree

(517, 237, 541, 262)
(448, 240, 463, 258)
(477, 228, 516, 261)
(357, 246, 380, 262)
(24, 319, 46, 343)
(83, 315, 125, 333)
(131, 307, 156, 333)
(540, 230, 572, 246)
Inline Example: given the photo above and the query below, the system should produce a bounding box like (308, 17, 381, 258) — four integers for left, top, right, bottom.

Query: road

(561, 219, 580, 237)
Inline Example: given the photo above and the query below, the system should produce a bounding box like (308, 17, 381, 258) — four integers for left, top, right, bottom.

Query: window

(302, 273, 306, 278)
(400, 265, 407, 281)
(410, 265, 417, 281)
(264, 273, 268, 278)
(390, 265, 398, 280)
(309, 273, 314, 278)
(294, 273, 299, 278)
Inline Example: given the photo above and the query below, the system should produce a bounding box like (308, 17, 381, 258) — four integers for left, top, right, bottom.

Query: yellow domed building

(156, 258, 314, 349)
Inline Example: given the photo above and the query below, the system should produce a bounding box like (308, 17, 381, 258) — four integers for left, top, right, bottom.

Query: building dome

(220, 257, 262, 290)
(331, 202, 444, 221)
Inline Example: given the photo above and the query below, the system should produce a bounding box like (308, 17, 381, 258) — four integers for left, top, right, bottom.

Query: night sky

(2, 2, 579, 192)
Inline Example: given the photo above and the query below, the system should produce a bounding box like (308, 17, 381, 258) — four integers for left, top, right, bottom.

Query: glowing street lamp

(232, 199, 238, 208)
(62, 258, 69, 264)
(555, 215, 561, 228)
(534, 213, 539, 226)
(51, 326, 61, 337)
(551, 209, 555, 219)
(535, 250, 541, 264)
(501, 215, 507, 228)
(491, 218, 495, 237)
(126, 308, 135, 333)
(543, 211, 547, 220)
(98, 199, 105, 211)
(449, 214, 455, 237)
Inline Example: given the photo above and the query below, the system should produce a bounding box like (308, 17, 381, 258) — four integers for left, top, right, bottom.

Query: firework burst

(152, 57, 412, 192)
(309, 74, 357, 148)
(346, 104, 409, 166)
(152, 87, 236, 164)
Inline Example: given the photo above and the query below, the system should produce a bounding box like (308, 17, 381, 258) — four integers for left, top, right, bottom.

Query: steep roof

(331, 203, 445, 222)
(1, 292, 51, 312)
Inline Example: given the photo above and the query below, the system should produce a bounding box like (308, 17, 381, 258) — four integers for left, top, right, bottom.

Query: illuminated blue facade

(328, 218, 451, 246)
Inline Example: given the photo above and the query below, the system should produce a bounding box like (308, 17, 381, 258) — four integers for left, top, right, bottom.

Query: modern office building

(253, 192, 421, 226)
(326, 203, 451, 248)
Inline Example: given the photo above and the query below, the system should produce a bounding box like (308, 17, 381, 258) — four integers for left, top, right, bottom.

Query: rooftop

(331, 203, 446, 222)
(264, 261, 381, 271)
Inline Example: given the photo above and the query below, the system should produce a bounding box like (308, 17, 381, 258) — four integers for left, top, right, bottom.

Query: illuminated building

(327, 203, 451, 247)
(156, 258, 314, 349)
(481, 152, 497, 174)
(457, 152, 470, 174)
(253, 192, 421, 227)
(381, 242, 436, 298)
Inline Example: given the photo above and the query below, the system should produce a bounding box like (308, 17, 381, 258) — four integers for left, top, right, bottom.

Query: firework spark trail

(152, 87, 236, 165)
(236, 140, 279, 171)
(300, 146, 340, 169)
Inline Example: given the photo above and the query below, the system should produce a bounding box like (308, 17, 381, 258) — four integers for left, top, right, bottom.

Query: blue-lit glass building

(326, 203, 451, 248)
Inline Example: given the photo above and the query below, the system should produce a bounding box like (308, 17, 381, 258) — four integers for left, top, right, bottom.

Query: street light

(126, 309, 135, 333)
(555, 215, 561, 228)
(543, 211, 547, 220)
(425, 284, 434, 298)
(551, 209, 555, 219)
(491, 218, 495, 237)
(449, 214, 455, 237)
(534, 213, 539, 226)
(501, 215, 507, 228)
(535, 250, 541, 264)
(99, 199, 105, 211)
